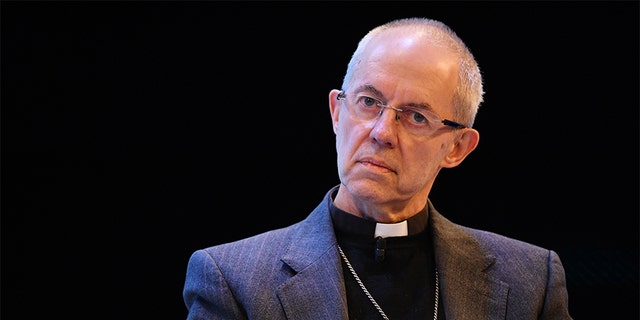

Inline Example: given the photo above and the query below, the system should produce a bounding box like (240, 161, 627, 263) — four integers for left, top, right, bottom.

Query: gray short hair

(341, 17, 484, 128)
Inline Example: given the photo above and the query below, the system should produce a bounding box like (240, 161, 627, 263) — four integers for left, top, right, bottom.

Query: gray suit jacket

(183, 187, 572, 319)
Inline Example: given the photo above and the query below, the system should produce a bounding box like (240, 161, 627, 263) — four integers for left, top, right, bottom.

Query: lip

(357, 157, 396, 173)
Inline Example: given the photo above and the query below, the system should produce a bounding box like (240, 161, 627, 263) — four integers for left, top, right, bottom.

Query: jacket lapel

(429, 203, 509, 319)
(277, 192, 349, 320)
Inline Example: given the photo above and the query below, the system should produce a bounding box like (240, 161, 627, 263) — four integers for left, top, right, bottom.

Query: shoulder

(198, 222, 302, 262)
(185, 222, 303, 290)
(429, 202, 551, 259)
(460, 225, 549, 256)
(188, 189, 336, 275)
(431, 207, 558, 273)
(457, 224, 566, 285)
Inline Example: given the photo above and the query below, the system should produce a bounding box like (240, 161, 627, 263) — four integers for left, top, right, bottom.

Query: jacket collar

(277, 185, 507, 319)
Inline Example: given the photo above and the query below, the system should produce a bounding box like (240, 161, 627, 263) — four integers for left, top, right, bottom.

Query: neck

(333, 186, 427, 223)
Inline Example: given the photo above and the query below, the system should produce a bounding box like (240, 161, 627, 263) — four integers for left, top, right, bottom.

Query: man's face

(329, 30, 465, 220)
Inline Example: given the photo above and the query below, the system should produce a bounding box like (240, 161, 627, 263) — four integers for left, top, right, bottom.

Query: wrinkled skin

(329, 28, 480, 223)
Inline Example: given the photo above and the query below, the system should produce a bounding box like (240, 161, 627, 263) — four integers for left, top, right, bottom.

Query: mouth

(357, 158, 396, 174)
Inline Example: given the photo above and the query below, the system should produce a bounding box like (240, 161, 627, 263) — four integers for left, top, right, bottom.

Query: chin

(345, 179, 388, 200)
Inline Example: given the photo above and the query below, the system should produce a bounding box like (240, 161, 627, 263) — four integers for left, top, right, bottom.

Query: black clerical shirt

(330, 201, 442, 320)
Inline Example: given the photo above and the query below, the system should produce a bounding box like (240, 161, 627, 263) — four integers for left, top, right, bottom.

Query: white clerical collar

(374, 220, 408, 238)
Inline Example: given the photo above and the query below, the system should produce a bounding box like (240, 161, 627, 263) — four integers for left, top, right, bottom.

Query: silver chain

(338, 245, 439, 320)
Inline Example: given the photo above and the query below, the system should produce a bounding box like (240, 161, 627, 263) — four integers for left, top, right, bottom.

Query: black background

(3, 1, 638, 319)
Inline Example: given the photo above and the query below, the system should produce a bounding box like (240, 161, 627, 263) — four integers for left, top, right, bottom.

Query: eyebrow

(353, 84, 385, 101)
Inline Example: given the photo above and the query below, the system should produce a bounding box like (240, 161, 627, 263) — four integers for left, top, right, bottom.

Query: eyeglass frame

(336, 90, 467, 134)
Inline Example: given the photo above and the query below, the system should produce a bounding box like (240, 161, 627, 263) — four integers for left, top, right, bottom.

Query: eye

(409, 111, 427, 124)
(402, 107, 431, 126)
(358, 95, 381, 109)
(402, 107, 438, 127)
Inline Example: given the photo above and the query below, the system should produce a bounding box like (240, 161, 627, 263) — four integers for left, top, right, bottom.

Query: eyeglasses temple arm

(442, 119, 466, 129)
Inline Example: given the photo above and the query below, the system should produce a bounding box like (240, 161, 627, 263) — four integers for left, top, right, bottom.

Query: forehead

(350, 29, 460, 111)
(363, 28, 458, 78)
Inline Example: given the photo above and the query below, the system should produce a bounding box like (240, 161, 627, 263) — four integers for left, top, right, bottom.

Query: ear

(441, 128, 480, 168)
(329, 89, 342, 134)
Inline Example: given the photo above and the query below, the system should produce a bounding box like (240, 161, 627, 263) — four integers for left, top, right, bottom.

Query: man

(183, 17, 572, 319)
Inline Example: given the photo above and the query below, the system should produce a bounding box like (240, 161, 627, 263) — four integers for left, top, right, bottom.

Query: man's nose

(369, 106, 401, 146)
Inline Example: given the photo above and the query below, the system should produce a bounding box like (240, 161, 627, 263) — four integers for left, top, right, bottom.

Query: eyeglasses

(336, 90, 466, 137)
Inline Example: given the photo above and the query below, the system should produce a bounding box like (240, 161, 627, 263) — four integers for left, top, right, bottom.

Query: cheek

(335, 122, 353, 177)
(336, 133, 353, 166)
(336, 117, 363, 149)
(406, 140, 450, 173)
(335, 119, 368, 163)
